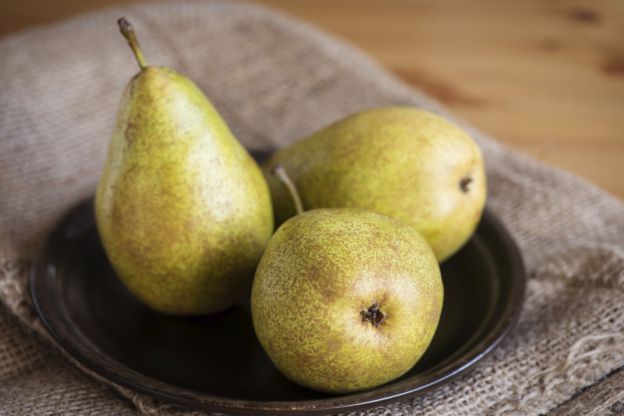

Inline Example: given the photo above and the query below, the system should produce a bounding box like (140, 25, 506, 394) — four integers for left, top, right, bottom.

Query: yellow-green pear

(264, 107, 486, 262)
(95, 18, 273, 315)
(251, 167, 443, 394)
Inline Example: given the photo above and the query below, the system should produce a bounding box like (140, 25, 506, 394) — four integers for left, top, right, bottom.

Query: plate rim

(31, 200, 526, 415)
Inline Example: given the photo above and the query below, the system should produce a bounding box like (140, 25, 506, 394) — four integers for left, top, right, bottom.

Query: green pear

(264, 106, 486, 262)
(95, 18, 273, 315)
(251, 167, 443, 394)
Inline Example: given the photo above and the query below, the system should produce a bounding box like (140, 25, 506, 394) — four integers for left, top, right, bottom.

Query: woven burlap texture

(1, 1, 623, 415)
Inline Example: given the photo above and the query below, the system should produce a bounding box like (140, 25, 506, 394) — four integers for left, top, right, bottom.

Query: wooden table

(1, 0, 622, 199)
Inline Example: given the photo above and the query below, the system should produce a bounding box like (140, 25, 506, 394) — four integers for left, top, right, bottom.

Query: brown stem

(118, 17, 149, 70)
(271, 165, 304, 215)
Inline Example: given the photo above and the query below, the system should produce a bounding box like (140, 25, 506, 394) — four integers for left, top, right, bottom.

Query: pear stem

(272, 165, 304, 215)
(118, 17, 149, 70)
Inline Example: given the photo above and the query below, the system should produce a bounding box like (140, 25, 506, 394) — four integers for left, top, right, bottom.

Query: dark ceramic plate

(31, 198, 525, 415)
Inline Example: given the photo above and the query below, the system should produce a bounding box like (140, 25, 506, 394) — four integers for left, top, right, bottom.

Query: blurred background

(1, 0, 622, 199)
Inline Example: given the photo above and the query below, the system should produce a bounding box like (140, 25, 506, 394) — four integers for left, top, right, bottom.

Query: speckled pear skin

(251, 209, 443, 394)
(264, 106, 486, 262)
(95, 66, 273, 315)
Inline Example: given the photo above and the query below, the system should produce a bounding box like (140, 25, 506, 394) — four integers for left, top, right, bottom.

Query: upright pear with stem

(95, 18, 273, 315)
(252, 166, 443, 393)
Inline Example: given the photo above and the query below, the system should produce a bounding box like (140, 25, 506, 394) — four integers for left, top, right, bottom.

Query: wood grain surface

(1, 0, 622, 199)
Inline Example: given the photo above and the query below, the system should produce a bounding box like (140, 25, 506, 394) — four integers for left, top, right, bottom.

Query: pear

(251, 167, 443, 394)
(95, 18, 273, 315)
(264, 106, 486, 262)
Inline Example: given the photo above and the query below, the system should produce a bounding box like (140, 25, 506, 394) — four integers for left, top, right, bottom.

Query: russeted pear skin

(95, 19, 273, 315)
(264, 107, 487, 262)
(251, 208, 443, 394)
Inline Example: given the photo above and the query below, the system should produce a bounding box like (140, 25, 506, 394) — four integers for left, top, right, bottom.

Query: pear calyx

(118, 17, 149, 70)
(460, 176, 473, 193)
(272, 165, 304, 215)
(361, 302, 385, 327)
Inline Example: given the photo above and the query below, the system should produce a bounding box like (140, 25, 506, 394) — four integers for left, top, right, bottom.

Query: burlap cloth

(1, 1, 623, 414)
